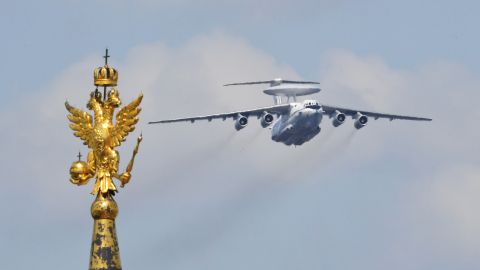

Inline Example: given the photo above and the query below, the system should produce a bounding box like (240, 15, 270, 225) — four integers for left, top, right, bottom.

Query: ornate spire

(66, 50, 143, 270)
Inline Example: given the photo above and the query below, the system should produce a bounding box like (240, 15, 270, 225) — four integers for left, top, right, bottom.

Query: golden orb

(91, 194, 119, 220)
(69, 160, 90, 185)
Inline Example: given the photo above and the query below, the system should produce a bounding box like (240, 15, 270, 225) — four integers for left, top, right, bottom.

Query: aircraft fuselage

(271, 100, 323, 146)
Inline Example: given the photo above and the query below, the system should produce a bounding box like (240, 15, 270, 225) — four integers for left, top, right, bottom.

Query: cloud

(318, 49, 480, 267)
(320, 49, 406, 110)
(419, 165, 480, 253)
(0, 32, 301, 229)
(319, 49, 479, 163)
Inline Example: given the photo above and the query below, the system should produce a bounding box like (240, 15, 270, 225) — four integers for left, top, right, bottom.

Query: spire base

(89, 193, 122, 270)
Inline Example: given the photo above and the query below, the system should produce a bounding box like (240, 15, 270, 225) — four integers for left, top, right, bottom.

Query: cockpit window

(305, 101, 320, 109)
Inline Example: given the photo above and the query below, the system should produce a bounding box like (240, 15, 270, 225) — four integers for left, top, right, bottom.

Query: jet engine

(235, 115, 248, 130)
(354, 113, 368, 129)
(332, 110, 346, 127)
(260, 112, 274, 128)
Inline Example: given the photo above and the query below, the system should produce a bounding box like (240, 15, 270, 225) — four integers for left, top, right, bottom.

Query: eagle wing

(65, 101, 95, 148)
(111, 93, 143, 147)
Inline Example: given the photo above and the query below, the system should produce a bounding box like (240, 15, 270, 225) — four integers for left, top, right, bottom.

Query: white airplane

(149, 78, 432, 146)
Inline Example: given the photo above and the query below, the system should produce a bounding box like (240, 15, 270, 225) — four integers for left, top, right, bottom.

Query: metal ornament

(66, 49, 143, 270)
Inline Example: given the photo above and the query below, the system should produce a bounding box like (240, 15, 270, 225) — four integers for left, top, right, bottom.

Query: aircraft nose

(305, 105, 320, 110)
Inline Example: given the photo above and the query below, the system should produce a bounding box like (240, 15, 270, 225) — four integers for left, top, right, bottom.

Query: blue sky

(0, 1, 479, 269)
(1, 0, 478, 97)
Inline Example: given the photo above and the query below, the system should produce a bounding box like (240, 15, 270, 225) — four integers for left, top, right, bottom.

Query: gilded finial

(65, 50, 143, 270)
(66, 51, 143, 195)
(94, 48, 118, 87)
(103, 48, 110, 65)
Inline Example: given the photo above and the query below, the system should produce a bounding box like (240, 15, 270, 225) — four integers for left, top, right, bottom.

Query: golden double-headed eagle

(66, 89, 143, 195)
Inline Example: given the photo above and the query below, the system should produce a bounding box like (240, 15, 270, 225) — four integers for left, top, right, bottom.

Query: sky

(0, 0, 479, 269)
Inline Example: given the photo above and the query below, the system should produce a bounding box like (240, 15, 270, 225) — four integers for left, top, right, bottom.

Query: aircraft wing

(148, 104, 291, 124)
(321, 104, 432, 121)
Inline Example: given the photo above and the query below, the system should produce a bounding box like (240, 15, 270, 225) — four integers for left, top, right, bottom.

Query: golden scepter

(119, 133, 143, 187)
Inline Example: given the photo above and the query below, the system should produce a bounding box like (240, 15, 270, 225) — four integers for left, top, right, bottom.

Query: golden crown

(94, 64, 118, 87)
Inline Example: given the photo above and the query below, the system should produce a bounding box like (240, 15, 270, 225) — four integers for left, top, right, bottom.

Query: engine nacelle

(235, 115, 248, 130)
(354, 113, 368, 129)
(261, 112, 274, 128)
(332, 110, 346, 127)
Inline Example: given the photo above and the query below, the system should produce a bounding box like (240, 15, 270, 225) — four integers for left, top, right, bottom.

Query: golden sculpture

(66, 49, 142, 270)
(66, 89, 143, 194)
